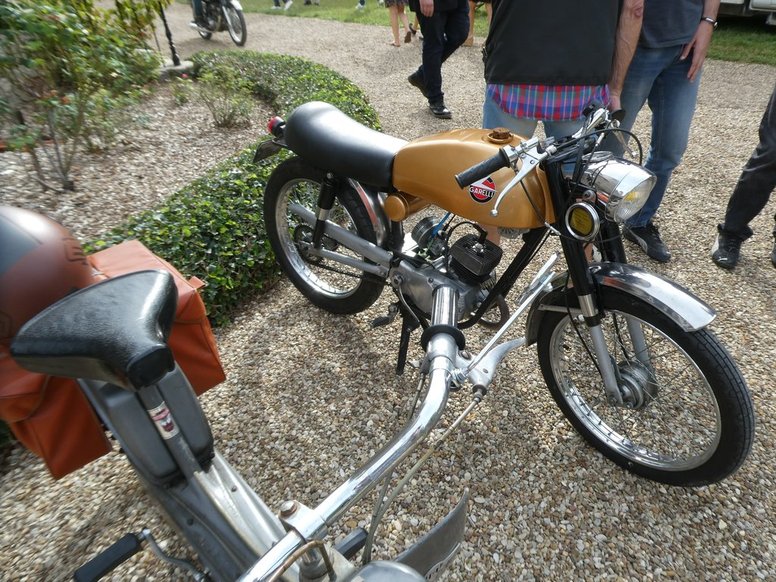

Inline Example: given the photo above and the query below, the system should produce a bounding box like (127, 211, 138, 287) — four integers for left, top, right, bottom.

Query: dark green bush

(87, 51, 380, 326)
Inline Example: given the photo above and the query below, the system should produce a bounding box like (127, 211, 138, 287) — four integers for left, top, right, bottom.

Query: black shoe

(623, 222, 671, 263)
(711, 228, 744, 270)
(408, 72, 427, 98)
(429, 101, 452, 119)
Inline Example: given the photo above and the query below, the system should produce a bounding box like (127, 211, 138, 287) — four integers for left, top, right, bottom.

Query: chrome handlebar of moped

(238, 286, 462, 582)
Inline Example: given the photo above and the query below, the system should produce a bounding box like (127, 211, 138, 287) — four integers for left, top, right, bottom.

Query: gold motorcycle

(255, 101, 754, 491)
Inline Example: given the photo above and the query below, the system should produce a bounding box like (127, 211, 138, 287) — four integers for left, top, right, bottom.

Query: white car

(721, 0, 776, 24)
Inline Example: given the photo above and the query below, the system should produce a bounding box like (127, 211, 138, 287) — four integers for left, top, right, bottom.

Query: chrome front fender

(525, 262, 716, 345)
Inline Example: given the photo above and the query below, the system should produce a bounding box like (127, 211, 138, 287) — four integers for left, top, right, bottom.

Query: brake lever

(490, 140, 554, 217)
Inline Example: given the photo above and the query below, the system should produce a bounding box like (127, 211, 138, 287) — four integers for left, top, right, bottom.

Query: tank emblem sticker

(149, 403, 179, 439)
(469, 177, 497, 203)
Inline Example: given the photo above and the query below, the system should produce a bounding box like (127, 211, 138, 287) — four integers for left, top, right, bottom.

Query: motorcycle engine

(449, 234, 502, 285)
(411, 216, 502, 285)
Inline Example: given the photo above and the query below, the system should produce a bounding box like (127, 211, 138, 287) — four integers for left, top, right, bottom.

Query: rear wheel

(264, 157, 384, 314)
(222, 4, 246, 46)
(536, 288, 754, 486)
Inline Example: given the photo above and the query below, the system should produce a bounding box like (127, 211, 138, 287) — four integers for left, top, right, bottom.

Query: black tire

(222, 4, 246, 46)
(264, 157, 384, 314)
(536, 287, 754, 486)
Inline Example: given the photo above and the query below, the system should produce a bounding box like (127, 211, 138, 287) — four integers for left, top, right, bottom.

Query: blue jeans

(482, 92, 584, 139)
(615, 45, 701, 228)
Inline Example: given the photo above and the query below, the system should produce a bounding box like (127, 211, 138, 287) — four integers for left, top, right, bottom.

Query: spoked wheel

(537, 288, 754, 486)
(264, 157, 384, 314)
(222, 4, 246, 46)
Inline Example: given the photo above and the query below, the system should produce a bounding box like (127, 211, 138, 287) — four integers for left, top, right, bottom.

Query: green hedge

(88, 51, 380, 326)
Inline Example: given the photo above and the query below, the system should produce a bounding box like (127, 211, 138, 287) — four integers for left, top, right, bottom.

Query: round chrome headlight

(581, 155, 656, 223)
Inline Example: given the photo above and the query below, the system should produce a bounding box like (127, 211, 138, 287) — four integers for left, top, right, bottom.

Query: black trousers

(720, 83, 776, 240)
(413, 0, 469, 104)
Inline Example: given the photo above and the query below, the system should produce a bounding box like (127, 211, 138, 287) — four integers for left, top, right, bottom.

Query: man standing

(482, 0, 643, 139)
(711, 83, 776, 270)
(616, 0, 719, 263)
(407, 0, 469, 119)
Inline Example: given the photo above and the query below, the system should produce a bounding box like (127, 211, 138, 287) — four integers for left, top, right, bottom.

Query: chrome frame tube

(239, 286, 461, 582)
(289, 202, 393, 267)
(301, 244, 388, 277)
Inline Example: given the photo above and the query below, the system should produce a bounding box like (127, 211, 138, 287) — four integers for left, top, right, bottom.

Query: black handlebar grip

(73, 533, 143, 582)
(454, 150, 509, 189)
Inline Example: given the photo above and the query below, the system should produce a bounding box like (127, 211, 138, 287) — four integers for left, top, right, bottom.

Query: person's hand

(420, 0, 434, 17)
(608, 92, 622, 113)
(681, 22, 714, 82)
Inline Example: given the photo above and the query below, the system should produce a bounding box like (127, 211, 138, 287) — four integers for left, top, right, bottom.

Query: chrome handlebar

(238, 286, 462, 582)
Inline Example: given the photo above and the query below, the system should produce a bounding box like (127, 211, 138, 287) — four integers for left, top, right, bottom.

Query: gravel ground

(2, 6, 776, 581)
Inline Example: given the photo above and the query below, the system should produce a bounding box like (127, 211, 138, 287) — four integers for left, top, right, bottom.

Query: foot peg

(371, 302, 399, 328)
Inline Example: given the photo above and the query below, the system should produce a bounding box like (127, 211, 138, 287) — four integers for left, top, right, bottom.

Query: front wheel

(537, 288, 754, 486)
(222, 4, 246, 46)
(264, 157, 384, 314)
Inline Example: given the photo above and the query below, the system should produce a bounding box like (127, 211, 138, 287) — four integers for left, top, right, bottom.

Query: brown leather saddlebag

(0, 240, 225, 478)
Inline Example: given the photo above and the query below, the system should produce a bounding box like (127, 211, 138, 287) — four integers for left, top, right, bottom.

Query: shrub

(0, 0, 162, 190)
(197, 67, 255, 128)
(170, 74, 194, 107)
(88, 50, 380, 326)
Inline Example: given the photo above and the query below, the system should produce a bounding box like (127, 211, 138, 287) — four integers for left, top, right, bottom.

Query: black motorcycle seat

(283, 101, 407, 191)
(11, 270, 177, 391)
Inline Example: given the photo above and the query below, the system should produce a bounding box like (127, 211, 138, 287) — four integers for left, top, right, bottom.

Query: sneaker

(623, 222, 671, 263)
(711, 228, 743, 270)
(355, 2, 364, 8)
(429, 101, 452, 119)
(284, 0, 293, 9)
(271, 5, 282, 9)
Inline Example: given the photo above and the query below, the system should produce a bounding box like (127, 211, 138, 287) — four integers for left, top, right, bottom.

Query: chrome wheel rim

(549, 311, 722, 471)
(275, 178, 366, 299)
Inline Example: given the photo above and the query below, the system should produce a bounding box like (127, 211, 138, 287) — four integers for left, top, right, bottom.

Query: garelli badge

(469, 177, 497, 203)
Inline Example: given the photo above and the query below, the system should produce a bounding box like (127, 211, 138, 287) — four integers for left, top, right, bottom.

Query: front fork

(549, 166, 650, 407)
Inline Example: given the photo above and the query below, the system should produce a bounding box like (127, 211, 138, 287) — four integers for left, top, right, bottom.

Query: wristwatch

(701, 16, 718, 29)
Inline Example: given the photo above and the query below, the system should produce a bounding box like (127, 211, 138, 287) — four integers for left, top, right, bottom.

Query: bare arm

(608, 0, 644, 111)
(682, 0, 720, 82)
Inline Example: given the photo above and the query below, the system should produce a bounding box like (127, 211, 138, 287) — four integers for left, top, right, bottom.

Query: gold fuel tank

(391, 128, 554, 229)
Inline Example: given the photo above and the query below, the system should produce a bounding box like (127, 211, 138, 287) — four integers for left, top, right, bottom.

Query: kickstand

(396, 313, 419, 376)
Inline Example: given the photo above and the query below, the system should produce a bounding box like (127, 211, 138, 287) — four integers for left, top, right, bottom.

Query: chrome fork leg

(577, 293, 624, 405)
